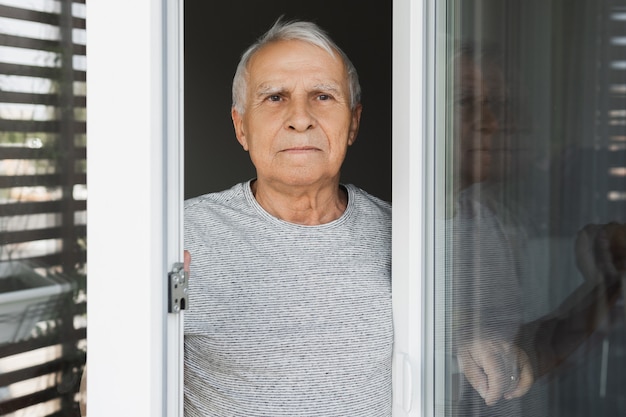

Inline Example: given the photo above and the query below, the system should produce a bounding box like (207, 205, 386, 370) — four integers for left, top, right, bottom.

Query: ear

(347, 104, 362, 146)
(231, 107, 249, 151)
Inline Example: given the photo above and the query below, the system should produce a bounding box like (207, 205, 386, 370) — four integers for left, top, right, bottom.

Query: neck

(251, 180, 348, 226)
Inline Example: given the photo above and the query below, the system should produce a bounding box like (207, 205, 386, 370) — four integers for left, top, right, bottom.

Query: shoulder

(184, 182, 257, 235)
(185, 182, 248, 215)
(345, 184, 391, 220)
(343, 185, 391, 245)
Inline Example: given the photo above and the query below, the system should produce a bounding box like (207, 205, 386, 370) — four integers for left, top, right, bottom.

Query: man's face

(232, 40, 361, 189)
(454, 56, 501, 189)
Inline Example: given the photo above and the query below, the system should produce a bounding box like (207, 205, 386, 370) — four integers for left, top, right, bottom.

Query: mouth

(281, 146, 320, 153)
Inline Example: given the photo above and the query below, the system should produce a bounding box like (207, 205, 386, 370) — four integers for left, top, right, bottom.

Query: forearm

(517, 279, 622, 378)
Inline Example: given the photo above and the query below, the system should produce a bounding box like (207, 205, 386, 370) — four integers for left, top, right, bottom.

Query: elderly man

(183, 19, 392, 416)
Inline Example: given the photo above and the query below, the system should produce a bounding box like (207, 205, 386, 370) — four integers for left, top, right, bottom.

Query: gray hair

(232, 18, 361, 114)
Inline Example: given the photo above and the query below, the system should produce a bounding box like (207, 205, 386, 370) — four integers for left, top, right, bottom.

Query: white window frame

(87, 0, 436, 415)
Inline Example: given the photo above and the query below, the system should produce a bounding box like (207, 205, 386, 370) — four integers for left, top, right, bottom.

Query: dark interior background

(184, 1, 392, 202)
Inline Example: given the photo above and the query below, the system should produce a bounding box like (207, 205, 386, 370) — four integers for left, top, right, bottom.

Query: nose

(286, 97, 315, 132)
(479, 101, 499, 135)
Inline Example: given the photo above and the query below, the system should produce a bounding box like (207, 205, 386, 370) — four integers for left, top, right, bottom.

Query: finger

(480, 352, 507, 406)
(607, 223, 626, 272)
(459, 351, 489, 400)
(79, 364, 87, 416)
(460, 344, 506, 406)
(184, 250, 191, 273)
(593, 227, 618, 276)
(575, 224, 604, 281)
(504, 350, 534, 400)
(504, 367, 532, 400)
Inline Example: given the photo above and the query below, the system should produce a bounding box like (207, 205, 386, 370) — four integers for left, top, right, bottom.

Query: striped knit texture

(447, 184, 525, 417)
(184, 181, 392, 417)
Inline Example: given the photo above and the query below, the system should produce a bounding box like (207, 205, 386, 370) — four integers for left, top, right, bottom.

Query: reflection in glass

(0, 0, 86, 415)
(437, 1, 626, 416)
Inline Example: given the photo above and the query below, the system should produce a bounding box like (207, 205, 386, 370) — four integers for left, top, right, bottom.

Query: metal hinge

(168, 262, 188, 313)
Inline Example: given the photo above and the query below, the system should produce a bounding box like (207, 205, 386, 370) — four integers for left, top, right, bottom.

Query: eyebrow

(254, 82, 343, 98)
(311, 83, 341, 94)
(255, 85, 283, 97)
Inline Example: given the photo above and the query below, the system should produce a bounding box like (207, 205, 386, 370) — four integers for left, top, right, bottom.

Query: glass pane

(0, 0, 87, 415)
(435, 0, 626, 416)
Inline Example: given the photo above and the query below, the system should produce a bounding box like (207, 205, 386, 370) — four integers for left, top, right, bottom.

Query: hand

(458, 338, 534, 406)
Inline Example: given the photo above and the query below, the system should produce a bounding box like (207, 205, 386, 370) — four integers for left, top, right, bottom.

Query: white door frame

(87, 0, 184, 416)
(392, 0, 436, 416)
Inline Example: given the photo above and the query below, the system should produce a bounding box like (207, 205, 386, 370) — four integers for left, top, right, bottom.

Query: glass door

(434, 0, 626, 416)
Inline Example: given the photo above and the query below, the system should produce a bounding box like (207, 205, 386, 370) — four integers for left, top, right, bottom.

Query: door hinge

(168, 262, 188, 313)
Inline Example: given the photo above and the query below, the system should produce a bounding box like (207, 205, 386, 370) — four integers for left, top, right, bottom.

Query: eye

(266, 94, 282, 102)
(317, 94, 332, 101)
(456, 95, 475, 107)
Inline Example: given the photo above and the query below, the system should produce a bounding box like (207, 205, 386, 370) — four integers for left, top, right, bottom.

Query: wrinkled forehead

(245, 40, 348, 89)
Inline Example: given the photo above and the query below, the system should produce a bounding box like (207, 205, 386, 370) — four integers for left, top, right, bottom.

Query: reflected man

(448, 44, 626, 416)
(448, 45, 534, 417)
